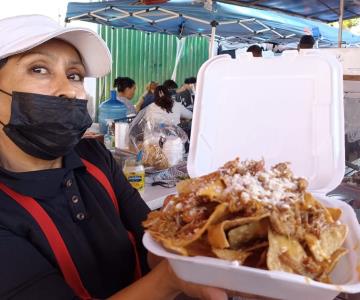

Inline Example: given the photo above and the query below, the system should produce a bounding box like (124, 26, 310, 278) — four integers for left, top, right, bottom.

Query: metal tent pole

(338, 0, 345, 48)
(209, 22, 217, 58)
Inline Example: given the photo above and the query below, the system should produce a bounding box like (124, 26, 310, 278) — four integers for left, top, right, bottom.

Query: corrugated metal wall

(96, 26, 209, 109)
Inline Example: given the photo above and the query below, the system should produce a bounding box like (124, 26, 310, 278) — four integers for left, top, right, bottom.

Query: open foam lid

(188, 51, 345, 194)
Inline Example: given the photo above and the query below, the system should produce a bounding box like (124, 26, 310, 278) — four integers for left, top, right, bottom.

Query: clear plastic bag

(129, 109, 188, 170)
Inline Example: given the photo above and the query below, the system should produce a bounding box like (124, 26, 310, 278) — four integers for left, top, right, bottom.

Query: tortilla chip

(208, 213, 269, 249)
(155, 202, 229, 249)
(270, 209, 297, 237)
(196, 179, 225, 202)
(305, 224, 348, 262)
(176, 172, 222, 196)
(156, 234, 215, 257)
(142, 210, 163, 228)
(279, 251, 324, 279)
(228, 218, 269, 249)
(154, 236, 215, 257)
(278, 252, 307, 275)
(186, 237, 216, 257)
(267, 230, 306, 273)
(212, 248, 251, 264)
(160, 239, 189, 256)
(304, 193, 334, 223)
(326, 207, 342, 222)
(302, 255, 324, 278)
(317, 248, 348, 283)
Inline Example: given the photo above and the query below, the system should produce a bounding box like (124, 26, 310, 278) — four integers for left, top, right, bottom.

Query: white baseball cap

(0, 14, 111, 78)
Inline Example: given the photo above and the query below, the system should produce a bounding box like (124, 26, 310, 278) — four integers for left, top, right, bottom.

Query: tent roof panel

(219, 0, 360, 22)
(66, 0, 360, 45)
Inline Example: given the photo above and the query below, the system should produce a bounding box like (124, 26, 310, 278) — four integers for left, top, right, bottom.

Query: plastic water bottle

(98, 90, 128, 134)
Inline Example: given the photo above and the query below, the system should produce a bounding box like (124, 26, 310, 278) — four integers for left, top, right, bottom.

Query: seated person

(114, 76, 137, 115)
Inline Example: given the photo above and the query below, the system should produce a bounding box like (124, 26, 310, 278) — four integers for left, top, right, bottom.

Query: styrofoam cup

(115, 122, 129, 149)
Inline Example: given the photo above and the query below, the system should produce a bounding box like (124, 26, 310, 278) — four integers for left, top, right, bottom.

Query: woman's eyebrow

(17, 50, 84, 66)
(18, 50, 57, 61)
(68, 60, 85, 69)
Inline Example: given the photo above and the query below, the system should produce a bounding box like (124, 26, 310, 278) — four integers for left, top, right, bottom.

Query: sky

(0, 0, 96, 29)
(1, 0, 72, 22)
(349, 24, 360, 35)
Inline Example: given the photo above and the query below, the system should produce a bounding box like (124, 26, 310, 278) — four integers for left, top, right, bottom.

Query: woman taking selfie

(0, 15, 226, 300)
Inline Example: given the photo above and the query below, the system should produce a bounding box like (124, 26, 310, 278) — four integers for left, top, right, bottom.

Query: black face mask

(0, 89, 92, 160)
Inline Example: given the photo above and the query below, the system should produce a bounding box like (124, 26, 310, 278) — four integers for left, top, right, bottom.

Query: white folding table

(140, 184, 176, 210)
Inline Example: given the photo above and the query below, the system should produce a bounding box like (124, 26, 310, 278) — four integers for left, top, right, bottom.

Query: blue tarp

(220, 0, 360, 23)
(66, 0, 360, 45)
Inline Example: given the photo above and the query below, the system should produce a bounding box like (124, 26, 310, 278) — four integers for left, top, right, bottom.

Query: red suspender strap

(80, 158, 119, 214)
(127, 231, 142, 281)
(0, 182, 92, 300)
(80, 158, 142, 280)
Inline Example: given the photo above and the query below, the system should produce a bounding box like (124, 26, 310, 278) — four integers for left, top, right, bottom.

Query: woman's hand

(164, 260, 227, 300)
(147, 252, 163, 269)
(108, 259, 227, 300)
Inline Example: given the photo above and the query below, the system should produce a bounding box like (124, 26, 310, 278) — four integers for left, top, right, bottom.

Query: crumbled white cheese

(223, 159, 305, 207)
(175, 203, 183, 211)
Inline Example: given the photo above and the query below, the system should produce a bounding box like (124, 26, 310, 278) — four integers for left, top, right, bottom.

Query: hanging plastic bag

(128, 109, 188, 170)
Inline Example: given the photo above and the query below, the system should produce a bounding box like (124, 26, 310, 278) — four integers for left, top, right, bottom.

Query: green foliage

(96, 27, 209, 110)
(342, 18, 359, 29)
(330, 17, 360, 29)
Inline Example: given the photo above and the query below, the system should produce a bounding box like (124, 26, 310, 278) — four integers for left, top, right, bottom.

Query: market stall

(66, 0, 360, 52)
(67, 0, 360, 212)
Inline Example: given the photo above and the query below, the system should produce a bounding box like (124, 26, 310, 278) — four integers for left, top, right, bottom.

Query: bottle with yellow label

(123, 158, 145, 192)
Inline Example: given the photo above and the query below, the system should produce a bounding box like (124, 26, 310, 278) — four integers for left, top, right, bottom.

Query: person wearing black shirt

(0, 15, 226, 300)
(176, 77, 196, 110)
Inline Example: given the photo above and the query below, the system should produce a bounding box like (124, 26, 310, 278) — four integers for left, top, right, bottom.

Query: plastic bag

(128, 109, 188, 170)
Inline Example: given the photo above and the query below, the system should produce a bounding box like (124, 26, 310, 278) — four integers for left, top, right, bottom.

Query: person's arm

(135, 92, 147, 112)
(179, 103, 193, 120)
(0, 228, 76, 300)
(147, 252, 162, 269)
(108, 260, 227, 300)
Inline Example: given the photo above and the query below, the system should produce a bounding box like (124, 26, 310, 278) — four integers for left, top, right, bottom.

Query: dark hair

(184, 77, 196, 84)
(247, 45, 263, 57)
(163, 79, 178, 90)
(0, 58, 8, 70)
(154, 85, 173, 113)
(113, 77, 135, 92)
(299, 35, 315, 49)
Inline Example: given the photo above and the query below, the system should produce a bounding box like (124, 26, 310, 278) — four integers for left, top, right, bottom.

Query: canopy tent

(66, 0, 360, 47)
(218, 0, 360, 23)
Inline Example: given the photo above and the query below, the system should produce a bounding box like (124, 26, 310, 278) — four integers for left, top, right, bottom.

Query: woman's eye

(68, 73, 84, 82)
(31, 66, 48, 74)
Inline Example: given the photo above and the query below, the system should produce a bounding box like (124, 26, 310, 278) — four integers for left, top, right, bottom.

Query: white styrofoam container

(143, 52, 360, 299)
